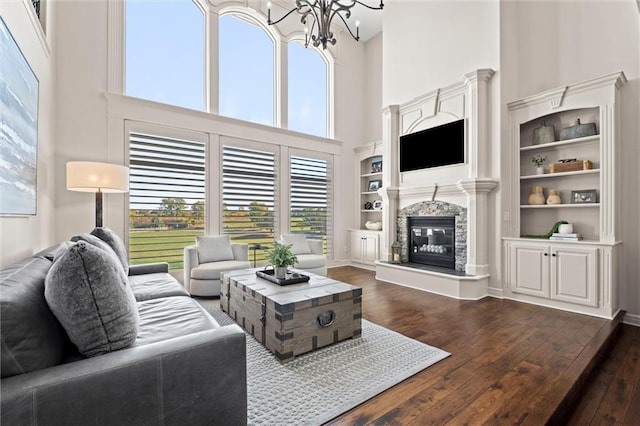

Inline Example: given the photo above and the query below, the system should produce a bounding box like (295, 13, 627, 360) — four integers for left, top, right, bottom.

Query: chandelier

(267, 0, 384, 50)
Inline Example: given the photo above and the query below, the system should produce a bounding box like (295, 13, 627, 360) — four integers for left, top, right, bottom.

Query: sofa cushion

(90, 227, 129, 275)
(0, 257, 69, 378)
(281, 234, 311, 255)
(190, 260, 251, 281)
(44, 241, 139, 357)
(134, 296, 219, 347)
(128, 272, 190, 301)
(196, 235, 234, 263)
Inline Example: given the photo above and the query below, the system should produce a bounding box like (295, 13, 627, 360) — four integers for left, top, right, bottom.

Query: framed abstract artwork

(0, 17, 39, 215)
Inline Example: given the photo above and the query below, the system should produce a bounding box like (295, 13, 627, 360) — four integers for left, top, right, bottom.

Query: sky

(125, 0, 327, 137)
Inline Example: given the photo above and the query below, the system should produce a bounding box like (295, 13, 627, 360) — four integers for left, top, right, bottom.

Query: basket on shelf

(549, 159, 592, 174)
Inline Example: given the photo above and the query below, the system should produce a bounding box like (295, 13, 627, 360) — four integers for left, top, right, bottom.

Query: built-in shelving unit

(504, 71, 626, 319)
(351, 142, 383, 268)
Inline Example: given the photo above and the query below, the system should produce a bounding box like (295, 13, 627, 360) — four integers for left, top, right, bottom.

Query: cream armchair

(281, 234, 327, 276)
(183, 235, 250, 296)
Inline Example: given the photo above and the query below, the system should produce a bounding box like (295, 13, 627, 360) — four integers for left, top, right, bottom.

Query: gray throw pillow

(44, 241, 139, 357)
(196, 235, 234, 263)
(91, 227, 129, 275)
(71, 233, 121, 264)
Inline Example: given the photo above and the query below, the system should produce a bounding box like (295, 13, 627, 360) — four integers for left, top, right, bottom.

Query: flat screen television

(399, 119, 465, 172)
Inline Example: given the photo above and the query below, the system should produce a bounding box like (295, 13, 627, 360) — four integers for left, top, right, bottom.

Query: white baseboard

(623, 312, 640, 327)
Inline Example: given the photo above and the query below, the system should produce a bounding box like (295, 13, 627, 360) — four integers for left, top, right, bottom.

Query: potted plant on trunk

(265, 241, 298, 279)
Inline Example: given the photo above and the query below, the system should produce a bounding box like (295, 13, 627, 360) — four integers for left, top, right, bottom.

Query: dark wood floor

(323, 266, 639, 426)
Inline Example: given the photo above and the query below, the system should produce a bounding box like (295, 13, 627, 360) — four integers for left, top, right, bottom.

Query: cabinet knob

(552, 253, 557, 257)
(544, 253, 548, 256)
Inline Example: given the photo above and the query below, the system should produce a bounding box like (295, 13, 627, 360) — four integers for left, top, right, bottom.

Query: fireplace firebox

(408, 216, 455, 269)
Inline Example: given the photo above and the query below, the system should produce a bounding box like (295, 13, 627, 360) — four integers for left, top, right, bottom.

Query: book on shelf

(549, 233, 583, 241)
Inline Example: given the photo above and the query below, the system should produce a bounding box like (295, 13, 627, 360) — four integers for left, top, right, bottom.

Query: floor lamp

(66, 161, 129, 227)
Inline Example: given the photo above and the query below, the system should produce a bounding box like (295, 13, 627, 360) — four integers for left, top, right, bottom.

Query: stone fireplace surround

(374, 69, 497, 300)
(400, 201, 467, 271)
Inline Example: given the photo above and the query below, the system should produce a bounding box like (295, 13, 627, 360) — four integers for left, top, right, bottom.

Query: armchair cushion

(196, 235, 234, 263)
(44, 242, 139, 357)
(294, 254, 327, 270)
(281, 234, 311, 255)
(190, 260, 251, 281)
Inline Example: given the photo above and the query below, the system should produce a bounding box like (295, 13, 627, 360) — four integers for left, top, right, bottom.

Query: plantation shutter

(128, 132, 206, 270)
(222, 145, 276, 260)
(290, 155, 332, 256)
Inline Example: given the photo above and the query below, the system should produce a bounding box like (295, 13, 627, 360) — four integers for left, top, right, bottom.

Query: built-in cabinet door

(509, 241, 599, 308)
(510, 242, 549, 298)
(550, 246, 598, 307)
(349, 231, 364, 262)
(349, 230, 380, 265)
(362, 234, 379, 263)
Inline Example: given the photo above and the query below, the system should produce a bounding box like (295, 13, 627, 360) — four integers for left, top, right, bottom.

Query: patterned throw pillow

(44, 241, 139, 357)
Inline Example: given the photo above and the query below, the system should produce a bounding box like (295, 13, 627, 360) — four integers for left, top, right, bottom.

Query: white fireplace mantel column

(457, 178, 499, 275)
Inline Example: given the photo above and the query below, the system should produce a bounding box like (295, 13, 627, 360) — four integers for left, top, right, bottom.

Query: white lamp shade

(66, 161, 129, 193)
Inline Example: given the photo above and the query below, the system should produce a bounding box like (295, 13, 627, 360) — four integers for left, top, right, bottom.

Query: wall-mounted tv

(399, 119, 465, 172)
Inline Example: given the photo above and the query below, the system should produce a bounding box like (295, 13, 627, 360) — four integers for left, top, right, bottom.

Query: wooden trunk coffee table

(221, 268, 362, 363)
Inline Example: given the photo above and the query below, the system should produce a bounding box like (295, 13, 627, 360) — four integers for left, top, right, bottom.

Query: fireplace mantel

(376, 69, 497, 300)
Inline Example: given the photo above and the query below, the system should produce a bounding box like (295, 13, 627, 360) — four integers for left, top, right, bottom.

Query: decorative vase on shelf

(528, 186, 545, 205)
(558, 223, 573, 234)
(536, 166, 545, 175)
(547, 189, 561, 205)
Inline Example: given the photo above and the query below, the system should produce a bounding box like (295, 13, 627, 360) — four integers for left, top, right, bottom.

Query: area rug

(199, 301, 451, 426)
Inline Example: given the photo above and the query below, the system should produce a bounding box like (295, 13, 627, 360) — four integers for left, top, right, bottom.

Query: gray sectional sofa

(1, 233, 247, 425)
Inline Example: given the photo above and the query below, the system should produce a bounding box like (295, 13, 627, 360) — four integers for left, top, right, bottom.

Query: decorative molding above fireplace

(376, 69, 497, 300)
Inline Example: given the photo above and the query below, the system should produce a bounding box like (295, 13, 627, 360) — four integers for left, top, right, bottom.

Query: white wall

(364, 32, 383, 143)
(52, 0, 367, 264)
(500, 0, 640, 322)
(0, 1, 56, 266)
(383, 0, 500, 107)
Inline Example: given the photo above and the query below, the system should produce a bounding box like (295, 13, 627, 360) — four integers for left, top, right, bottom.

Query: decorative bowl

(365, 221, 382, 230)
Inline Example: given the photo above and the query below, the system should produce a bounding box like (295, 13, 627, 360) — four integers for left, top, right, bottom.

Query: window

(222, 144, 276, 264)
(290, 155, 331, 255)
(128, 132, 206, 271)
(219, 14, 274, 125)
(125, 0, 205, 111)
(288, 41, 328, 137)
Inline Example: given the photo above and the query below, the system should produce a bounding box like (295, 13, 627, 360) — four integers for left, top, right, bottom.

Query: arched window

(218, 14, 275, 126)
(287, 41, 328, 137)
(125, 0, 205, 111)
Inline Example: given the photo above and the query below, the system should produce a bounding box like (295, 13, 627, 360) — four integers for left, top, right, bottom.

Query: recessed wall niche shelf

(503, 71, 626, 319)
